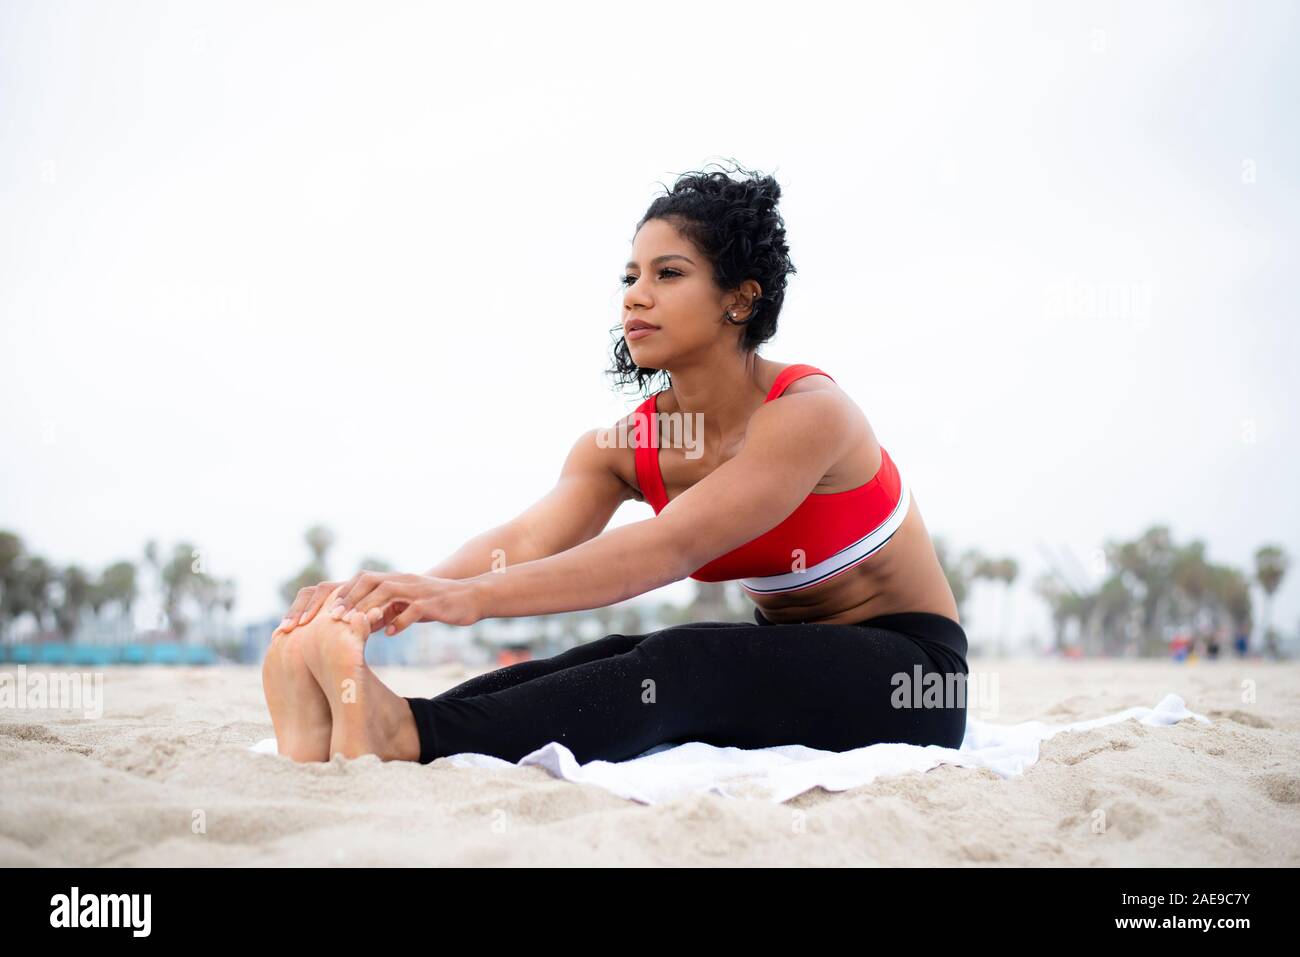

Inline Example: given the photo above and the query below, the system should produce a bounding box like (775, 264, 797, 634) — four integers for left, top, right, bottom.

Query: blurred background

(1, 0, 1296, 666)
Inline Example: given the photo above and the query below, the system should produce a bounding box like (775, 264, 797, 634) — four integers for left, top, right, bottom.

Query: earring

(726, 293, 758, 321)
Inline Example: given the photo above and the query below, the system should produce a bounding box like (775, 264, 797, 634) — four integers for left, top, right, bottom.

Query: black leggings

(403, 607, 969, 765)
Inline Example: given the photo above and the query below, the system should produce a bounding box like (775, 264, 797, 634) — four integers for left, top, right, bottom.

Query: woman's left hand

(326, 571, 481, 634)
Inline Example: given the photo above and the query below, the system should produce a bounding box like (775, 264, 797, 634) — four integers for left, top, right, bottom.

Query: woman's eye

(621, 269, 680, 287)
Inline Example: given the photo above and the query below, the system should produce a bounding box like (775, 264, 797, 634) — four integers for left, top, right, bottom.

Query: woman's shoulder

(761, 363, 880, 487)
(777, 369, 836, 395)
(768, 361, 839, 399)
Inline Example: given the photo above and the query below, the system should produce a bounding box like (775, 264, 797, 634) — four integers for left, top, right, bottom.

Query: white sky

(2, 0, 1297, 649)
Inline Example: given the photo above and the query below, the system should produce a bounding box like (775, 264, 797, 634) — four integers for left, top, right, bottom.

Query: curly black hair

(606, 159, 797, 396)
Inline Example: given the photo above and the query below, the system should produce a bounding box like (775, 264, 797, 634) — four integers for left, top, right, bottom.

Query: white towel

(248, 692, 1209, 805)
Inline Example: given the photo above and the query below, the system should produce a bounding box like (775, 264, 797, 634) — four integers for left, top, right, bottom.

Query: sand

(1, 658, 1298, 866)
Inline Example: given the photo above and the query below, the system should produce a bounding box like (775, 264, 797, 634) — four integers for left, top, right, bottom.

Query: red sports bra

(632, 364, 912, 595)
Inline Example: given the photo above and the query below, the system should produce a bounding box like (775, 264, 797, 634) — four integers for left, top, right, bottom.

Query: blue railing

(1, 642, 218, 666)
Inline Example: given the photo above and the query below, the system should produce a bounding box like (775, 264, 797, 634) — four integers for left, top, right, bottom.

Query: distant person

(260, 162, 968, 765)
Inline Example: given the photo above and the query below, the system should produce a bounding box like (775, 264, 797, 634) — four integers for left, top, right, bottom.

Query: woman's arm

(283, 427, 633, 630)
(442, 390, 857, 621)
(328, 389, 857, 629)
(421, 426, 636, 578)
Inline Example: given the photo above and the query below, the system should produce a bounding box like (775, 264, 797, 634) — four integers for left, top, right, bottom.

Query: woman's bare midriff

(615, 362, 961, 628)
(744, 497, 959, 626)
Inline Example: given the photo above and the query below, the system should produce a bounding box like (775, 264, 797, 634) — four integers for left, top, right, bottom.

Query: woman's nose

(623, 281, 650, 307)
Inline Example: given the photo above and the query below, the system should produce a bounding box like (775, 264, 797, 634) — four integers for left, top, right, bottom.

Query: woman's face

(621, 218, 736, 363)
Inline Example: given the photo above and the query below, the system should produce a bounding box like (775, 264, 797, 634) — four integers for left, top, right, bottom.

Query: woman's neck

(661, 351, 774, 445)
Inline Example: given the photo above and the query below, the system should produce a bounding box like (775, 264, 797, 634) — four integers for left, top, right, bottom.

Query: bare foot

(261, 623, 333, 762)
(297, 608, 422, 762)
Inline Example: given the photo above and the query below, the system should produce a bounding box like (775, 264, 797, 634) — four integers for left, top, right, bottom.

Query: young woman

(261, 162, 968, 766)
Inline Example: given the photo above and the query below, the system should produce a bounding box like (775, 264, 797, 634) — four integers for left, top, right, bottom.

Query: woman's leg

(290, 614, 753, 762)
(430, 632, 649, 701)
(431, 620, 753, 701)
(403, 618, 968, 765)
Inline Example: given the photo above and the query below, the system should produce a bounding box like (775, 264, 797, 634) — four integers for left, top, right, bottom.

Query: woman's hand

(277, 580, 350, 633)
(327, 571, 481, 635)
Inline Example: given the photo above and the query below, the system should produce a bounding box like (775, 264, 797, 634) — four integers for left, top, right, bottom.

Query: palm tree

(1171, 540, 1212, 652)
(1110, 526, 1177, 656)
(0, 530, 26, 641)
(192, 573, 221, 642)
(280, 525, 336, 606)
(973, 556, 1018, 656)
(1033, 572, 1072, 653)
(1034, 542, 1095, 654)
(1253, 545, 1289, 658)
(99, 560, 138, 642)
(997, 558, 1020, 652)
(19, 556, 57, 638)
(933, 536, 976, 624)
(1092, 574, 1136, 657)
(306, 525, 335, 566)
(54, 564, 93, 640)
(3, 556, 57, 639)
(143, 539, 164, 631)
(160, 541, 209, 639)
(218, 577, 237, 642)
(1208, 564, 1252, 655)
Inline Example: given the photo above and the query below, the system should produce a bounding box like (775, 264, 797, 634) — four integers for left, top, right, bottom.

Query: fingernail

(367, 608, 382, 623)
(386, 625, 395, 636)
(330, 605, 344, 619)
(279, 618, 294, 631)
(299, 612, 312, 625)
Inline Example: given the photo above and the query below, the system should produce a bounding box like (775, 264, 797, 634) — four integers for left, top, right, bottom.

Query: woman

(261, 162, 968, 766)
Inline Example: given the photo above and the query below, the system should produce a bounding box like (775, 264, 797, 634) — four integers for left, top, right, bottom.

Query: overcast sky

(2, 0, 1296, 649)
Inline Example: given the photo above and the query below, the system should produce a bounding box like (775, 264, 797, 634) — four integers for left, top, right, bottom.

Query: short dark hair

(607, 159, 797, 395)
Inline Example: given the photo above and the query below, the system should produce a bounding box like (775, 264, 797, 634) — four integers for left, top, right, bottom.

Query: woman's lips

(626, 326, 658, 340)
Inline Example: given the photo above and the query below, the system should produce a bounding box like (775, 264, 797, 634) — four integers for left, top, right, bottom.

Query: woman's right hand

(277, 581, 349, 634)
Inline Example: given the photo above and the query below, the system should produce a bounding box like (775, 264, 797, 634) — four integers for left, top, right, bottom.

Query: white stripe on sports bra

(739, 478, 912, 595)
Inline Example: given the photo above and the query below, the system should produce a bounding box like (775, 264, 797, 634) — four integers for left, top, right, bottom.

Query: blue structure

(2, 641, 217, 666)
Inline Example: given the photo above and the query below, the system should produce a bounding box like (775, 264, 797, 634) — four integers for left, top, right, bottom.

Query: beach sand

(1, 658, 1297, 866)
